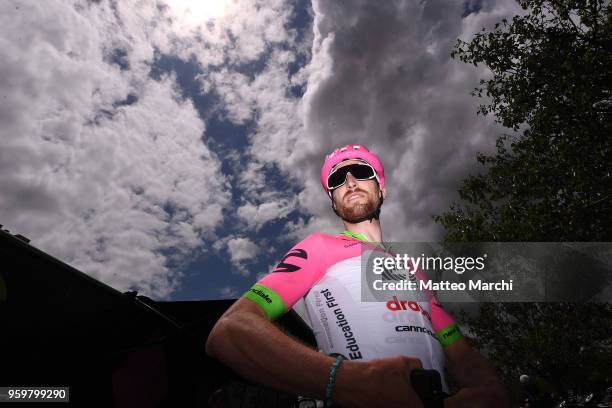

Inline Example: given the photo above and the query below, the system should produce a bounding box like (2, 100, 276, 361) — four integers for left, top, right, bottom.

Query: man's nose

(345, 172, 358, 189)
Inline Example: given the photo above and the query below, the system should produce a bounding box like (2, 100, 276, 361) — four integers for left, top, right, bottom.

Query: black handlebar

(410, 369, 447, 408)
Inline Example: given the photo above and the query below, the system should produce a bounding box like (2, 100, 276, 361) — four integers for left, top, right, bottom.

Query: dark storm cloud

(297, 0, 520, 240)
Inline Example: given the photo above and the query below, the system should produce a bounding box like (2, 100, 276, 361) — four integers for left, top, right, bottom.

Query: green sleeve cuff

(435, 323, 463, 347)
(243, 284, 287, 320)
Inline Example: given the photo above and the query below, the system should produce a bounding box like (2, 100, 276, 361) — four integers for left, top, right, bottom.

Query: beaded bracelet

(325, 355, 345, 407)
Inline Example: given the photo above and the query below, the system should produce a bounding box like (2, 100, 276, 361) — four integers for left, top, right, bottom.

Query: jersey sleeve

(243, 233, 328, 320)
(429, 299, 463, 347)
(414, 268, 464, 347)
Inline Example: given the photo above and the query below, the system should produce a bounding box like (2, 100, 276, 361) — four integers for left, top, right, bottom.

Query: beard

(334, 189, 381, 223)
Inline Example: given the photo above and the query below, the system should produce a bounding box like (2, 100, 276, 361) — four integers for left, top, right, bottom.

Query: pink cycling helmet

(321, 144, 385, 196)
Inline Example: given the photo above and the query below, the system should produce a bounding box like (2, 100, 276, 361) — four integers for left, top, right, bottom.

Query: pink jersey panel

(428, 300, 456, 332)
(414, 267, 456, 331)
(257, 233, 364, 311)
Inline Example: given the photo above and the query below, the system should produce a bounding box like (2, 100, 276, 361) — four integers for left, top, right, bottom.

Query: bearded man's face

(331, 161, 383, 223)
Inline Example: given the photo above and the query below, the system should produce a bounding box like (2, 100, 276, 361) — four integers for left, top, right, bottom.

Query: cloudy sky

(0, 0, 523, 300)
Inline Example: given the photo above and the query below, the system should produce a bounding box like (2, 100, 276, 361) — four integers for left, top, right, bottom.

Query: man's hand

(444, 338, 510, 408)
(334, 356, 425, 408)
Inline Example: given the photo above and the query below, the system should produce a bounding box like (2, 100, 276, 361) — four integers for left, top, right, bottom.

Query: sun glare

(164, 0, 232, 27)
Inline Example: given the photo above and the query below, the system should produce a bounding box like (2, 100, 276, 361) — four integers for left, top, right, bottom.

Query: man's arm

(206, 297, 333, 397)
(206, 297, 426, 407)
(443, 338, 510, 408)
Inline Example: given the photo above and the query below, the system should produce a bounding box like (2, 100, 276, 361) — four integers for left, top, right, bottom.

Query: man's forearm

(207, 298, 429, 407)
(206, 299, 334, 398)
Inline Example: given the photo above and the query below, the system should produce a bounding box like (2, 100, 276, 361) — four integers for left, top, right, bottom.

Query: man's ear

(381, 187, 387, 200)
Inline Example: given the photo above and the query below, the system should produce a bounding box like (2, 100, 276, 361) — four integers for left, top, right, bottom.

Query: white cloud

(459, 0, 524, 43)
(237, 198, 297, 231)
(227, 237, 259, 262)
(218, 285, 239, 298)
(0, 0, 230, 298)
(157, 0, 295, 70)
(226, 237, 259, 275)
(207, 69, 257, 124)
(189, 1, 312, 234)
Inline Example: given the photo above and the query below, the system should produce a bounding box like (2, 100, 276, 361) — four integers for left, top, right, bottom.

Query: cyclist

(206, 145, 508, 407)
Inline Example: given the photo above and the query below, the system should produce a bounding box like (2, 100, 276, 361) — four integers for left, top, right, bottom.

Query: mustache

(344, 188, 367, 199)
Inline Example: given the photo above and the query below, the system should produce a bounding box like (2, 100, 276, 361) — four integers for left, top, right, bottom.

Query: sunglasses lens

(327, 163, 375, 190)
(350, 164, 375, 179)
(327, 170, 347, 189)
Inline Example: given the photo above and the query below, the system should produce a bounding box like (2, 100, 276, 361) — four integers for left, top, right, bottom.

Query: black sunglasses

(327, 162, 377, 190)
